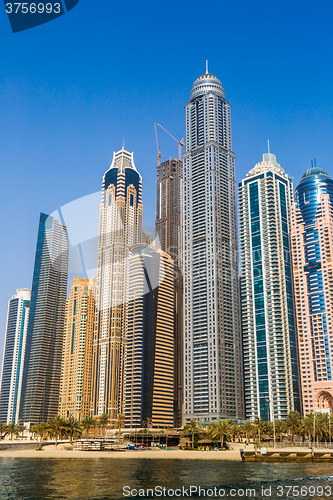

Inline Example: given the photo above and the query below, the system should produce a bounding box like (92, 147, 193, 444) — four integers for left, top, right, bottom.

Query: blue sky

(1, 0, 333, 352)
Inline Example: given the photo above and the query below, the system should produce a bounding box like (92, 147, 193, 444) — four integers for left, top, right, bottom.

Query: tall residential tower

(92, 148, 143, 419)
(183, 68, 244, 422)
(20, 213, 68, 424)
(0, 289, 31, 424)
(239, 153, 301, 421)
(156, 158, 183, 427)
(59, 277, 95, 420)
(124, 245, 174, 428)
(291, 167, 333, 414)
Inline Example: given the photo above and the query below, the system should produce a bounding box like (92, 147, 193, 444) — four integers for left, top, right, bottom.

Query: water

(0, 459, 332, 499)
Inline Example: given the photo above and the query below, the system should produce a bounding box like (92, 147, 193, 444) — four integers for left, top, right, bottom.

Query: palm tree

(48, 415, 65, 446)
(115, 414, 125, 444)
(254, 418, 267, 445)
(31, 422, 49, 450)
(145, 417, 152, 436)
(184, 419, 198, 449)
(18, 425, 26, 439)
(64, 417, 82, 444)
(0, 423, 8, 441)
(6, 422, 21, 441)
(210, 420, 233, 449)
(283, 411, 301, 443)
(274, 420, 285, 442)
(81, 417, 96, 439)
(98, 413, 109, 441)
(300, 414, 314, 444)
(316, 412, 329, 443)
(241, 421, 253, 444)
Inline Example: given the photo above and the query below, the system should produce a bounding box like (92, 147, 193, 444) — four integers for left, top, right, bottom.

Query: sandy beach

(0, 443, 243, 460)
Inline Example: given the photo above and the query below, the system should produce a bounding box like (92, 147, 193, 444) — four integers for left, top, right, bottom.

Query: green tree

(184, 419, 199, 449)
(31, 422, 49, 450)
(64, 417, 82, 444)
(254, 418, 267, 445)
(115, 414, 125, 444)
(300, 414, 314, 443)
(6, 423, 21, 440)
(209, 420, 233, 449)
(81, 416, 96, 439)
(48, 415, 66, 446)
(274, 420, 285, 442)
(98, 413, 109, 441)
(283, 411, 301, 443)
(241, 421, 253, 444)
(0, 423, 8, 440)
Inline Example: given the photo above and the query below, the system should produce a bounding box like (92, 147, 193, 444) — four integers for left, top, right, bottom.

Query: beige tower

(124, 245, 174, 428)
(59, 277, 95, 420)
(92, 148, 143, 419)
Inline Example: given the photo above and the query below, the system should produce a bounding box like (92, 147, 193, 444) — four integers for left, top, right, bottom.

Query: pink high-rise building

(290, 167, 333, 415)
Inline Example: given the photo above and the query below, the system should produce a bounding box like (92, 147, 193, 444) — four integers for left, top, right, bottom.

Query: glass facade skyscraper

(156, 158, 183, 427)
(291, 167, 333, 414)
(92, 147, 143, 419)
(183, 69, 244, 422)
(20, 213, 68, 424)
(0, 289, 31, 424)
(239, 153, 301, 421)
(124, 245, 174, 428)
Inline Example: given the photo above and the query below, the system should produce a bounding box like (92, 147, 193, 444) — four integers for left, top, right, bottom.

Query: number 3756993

(5, 3, 61, 14)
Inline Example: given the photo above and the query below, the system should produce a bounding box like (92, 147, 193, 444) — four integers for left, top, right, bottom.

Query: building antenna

(122, 137, 125, 150)
(314, 158, 317, 167)
(267, 139, 270, 154)
(206, 60, 209, 74)
(311, 159, 314, 168)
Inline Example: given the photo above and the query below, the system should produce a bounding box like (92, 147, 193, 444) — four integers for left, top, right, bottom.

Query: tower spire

(206, 60, 209, 74)
(267, 139, 270, 154)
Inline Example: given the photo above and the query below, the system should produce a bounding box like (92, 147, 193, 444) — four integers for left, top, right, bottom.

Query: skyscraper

(156, 158, 183, 427)
(0, 289, 31, 424)
(290, 166, 333, 414)
(59, 277, 95, 420)
(124, 245, 174, 428)
(183, 67, 244, 422)
(20, 213, 68, 424)
(239, 152, 301, 421)
(92, 147, 143, 419)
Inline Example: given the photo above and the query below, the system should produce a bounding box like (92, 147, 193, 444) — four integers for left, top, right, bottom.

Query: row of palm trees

(0, 413, 126, 449)
(183, 411, 333, 449)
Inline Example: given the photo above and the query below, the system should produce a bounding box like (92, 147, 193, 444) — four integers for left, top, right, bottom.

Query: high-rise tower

(291, 166, 333, 414)
(59, 277, 95, 420)
(92, 148, 143, 419)
(124, 245, 174, 428)
(0, 289, 31, 424)
(156, 158, 183, 427)
(183, 67, 244, 422)
(239, 152, 301, 421)
(20, 213, 68, 424)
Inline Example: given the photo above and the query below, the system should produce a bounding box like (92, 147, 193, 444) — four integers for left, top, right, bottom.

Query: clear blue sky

(1, 0, 333, 354)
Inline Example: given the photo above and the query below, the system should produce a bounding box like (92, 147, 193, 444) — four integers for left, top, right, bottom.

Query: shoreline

(0, 445, 242, 460)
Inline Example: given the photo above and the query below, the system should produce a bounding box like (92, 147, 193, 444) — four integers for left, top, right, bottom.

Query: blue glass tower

(239, 153, 301, 421)
(20, 213, 68, 424)
(291, 167, 333, 414)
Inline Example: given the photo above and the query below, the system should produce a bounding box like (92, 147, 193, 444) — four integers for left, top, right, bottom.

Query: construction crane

(154, 123, 161, 166)
(155, 123, 184, 162)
